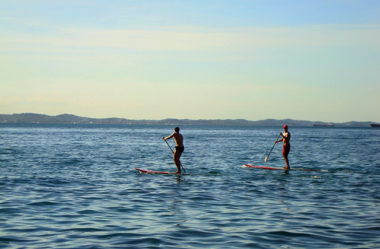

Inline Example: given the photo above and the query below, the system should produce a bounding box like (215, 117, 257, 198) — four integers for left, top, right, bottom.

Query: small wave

(97, 232, 141, 239)
(0, 148, 23, 155)
(62, 227, 104, 233)
(28, 201, 59, 206)
(0, 207, 20, 214)
(77, 209, 100, 215)
(268, 230, 313, 237)
(168, 228, 219, 238)
(266, 230, 354, 245)
(0, 236, 32, 243)
(123, 237, 164, 246)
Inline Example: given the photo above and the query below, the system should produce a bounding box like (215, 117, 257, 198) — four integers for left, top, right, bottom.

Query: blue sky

(1, 0, 379, 121)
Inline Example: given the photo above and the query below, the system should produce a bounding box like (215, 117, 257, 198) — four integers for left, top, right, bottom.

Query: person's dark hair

(174, 127, 180, 132)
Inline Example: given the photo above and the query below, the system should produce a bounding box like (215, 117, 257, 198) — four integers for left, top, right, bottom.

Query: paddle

(164, 139, 186, 173)
(264, 133, 281, 163)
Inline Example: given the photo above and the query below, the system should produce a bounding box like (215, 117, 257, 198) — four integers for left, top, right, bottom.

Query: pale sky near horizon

(1, 0, 379, 122)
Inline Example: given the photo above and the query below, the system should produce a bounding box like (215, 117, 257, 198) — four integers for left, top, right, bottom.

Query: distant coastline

(0, 113, 375, 128)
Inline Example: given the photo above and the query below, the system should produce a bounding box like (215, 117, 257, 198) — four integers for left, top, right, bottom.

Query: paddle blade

(264, 156, 268, 163)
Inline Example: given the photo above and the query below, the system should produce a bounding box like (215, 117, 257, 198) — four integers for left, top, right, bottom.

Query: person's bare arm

(276, 132, 286, 143)
(275, 138, 284, 144)
(163, 133, 175, 140)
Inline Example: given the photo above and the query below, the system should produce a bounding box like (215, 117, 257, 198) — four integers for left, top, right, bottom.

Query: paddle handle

(164, 139, 175, 154)
(264, 133, 281, 162)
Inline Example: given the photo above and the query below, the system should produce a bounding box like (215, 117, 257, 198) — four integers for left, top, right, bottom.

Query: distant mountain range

(0, 113, 375, 127)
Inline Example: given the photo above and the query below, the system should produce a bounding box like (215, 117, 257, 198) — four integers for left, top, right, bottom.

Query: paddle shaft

(164, 139, 186, 173)
(265, 133, 281, 162)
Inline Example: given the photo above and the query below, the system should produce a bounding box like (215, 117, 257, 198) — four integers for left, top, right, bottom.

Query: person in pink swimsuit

(276, 125, 291, 170)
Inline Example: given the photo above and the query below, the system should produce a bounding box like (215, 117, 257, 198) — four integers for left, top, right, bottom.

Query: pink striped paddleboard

(243, 165, 318, 171)
(243, 164, 284, 170)
(135, 168, 179, 174)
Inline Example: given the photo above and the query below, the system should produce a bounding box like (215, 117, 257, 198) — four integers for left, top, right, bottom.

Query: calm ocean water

(0, 124, 379, 249)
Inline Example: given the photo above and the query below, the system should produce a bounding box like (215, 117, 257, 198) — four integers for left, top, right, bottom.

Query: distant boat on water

(370, 123, 380, 128)
(313, 123, 335, 127)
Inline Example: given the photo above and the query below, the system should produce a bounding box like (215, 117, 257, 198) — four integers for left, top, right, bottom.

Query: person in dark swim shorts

(276, 125, 291, 170)
(163, 127, 184, 174)
(175, 146, 184, 153)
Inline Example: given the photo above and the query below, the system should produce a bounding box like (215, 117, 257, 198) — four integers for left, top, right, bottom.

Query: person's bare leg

(283, 156, 290, 170)
(173, 151, 181, 174)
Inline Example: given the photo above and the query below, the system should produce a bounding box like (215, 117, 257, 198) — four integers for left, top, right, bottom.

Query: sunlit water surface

(1, 124, 379, 248)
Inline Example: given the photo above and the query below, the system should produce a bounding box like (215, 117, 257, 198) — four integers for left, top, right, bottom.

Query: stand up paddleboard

(243, 164, 284, 170)
(135, 168, 179, 174)
(243, 164, 318, 171)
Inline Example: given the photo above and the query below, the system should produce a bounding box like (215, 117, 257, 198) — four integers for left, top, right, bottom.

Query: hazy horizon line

(1, 112, 377, 124)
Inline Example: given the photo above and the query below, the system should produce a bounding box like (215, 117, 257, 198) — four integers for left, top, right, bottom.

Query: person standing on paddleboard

(276, 125, 291, 170)
(163, 127, 184, 174)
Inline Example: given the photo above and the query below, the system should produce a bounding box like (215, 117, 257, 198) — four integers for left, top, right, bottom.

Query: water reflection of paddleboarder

(276, 125, 291, 170)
